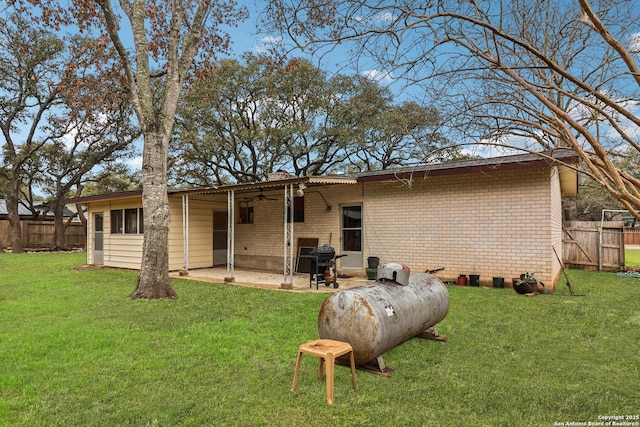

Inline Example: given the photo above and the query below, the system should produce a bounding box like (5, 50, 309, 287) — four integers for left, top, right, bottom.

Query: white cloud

(354, 12, 395, 24)
(122, 155, 142, 171)
(377, 12, 395, 23)
(629, 32, 640, 54)
(255, 36, 283, 54)
(362, 69, 394, 83)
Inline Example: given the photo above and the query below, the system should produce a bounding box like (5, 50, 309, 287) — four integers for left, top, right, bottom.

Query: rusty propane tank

(317, 272, 449, 365)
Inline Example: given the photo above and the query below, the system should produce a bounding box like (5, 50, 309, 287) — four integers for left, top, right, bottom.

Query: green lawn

(626, 248, 640, 266)
(1, 252, 639, 426)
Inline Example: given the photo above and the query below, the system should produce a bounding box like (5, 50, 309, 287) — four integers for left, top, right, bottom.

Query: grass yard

(1, 252, 639, 426)
(626, 248, 640, 267)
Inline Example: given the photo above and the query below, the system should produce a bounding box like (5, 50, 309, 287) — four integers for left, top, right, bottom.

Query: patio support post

(225, 190, 235, 282)
(281, 184, 294, 289)
(182, 194, 189, 274)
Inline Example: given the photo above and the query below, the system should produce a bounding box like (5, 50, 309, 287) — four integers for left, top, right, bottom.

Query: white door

(340, 205, 363, 269)
(94, 212, 104, 265)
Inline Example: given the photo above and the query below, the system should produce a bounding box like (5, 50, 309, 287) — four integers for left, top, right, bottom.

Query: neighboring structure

(71, 150, 579, 291)
(0, 200, 86, 249)
(0, 200, 79, 221)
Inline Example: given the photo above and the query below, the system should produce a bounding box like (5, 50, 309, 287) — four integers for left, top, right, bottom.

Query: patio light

(296, 183, 307, 197)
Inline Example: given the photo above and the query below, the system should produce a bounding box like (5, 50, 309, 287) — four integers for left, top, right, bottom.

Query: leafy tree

(37, 108, 140, 249)
(574, 147, 640, 220)
(16, 0, 248, 298)
(173, 54, 455, 185)
(0, 17, 79, 252)
(265, 0, 640, 218)
(348, 100, 451, 171)
(81, 165, 143, 197)
(0, 10, 137, 251)
(172, 54, 283, 185)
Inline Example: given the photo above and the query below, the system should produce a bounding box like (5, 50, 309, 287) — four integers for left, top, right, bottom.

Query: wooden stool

(291, 339, 357, 404)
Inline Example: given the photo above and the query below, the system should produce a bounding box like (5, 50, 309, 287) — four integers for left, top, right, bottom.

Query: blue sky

(221, 3, 511, 159)
(222, 1, 402, 92)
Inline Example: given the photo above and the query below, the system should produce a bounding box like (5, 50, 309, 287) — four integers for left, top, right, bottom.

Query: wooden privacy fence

(0, 220, 86, 250)
(563, 221, 624, 271)
(624, 229, 640, 246)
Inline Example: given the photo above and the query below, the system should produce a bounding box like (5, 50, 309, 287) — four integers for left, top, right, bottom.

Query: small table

(291, 339, 357, 404)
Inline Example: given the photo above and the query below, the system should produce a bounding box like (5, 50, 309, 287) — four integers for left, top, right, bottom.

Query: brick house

(73, 150, 578, 291)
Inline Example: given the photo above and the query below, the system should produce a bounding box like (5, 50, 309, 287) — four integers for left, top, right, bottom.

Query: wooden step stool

(291, 339, 357, 404)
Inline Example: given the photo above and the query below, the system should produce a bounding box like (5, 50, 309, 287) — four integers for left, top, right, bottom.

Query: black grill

(302, 244, 346, 289)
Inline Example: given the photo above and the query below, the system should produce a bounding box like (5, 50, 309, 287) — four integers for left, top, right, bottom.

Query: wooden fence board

(563, 221, 624, 270)
(624, 229, 640, 246)
(0, 220, 85, 250)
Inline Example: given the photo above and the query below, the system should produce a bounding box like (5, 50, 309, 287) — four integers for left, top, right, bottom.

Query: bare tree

(16, 0, 248, 298)
(265, 0, 640, 217)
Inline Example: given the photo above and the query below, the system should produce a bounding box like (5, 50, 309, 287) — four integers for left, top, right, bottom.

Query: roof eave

(357, 152, 580, 183)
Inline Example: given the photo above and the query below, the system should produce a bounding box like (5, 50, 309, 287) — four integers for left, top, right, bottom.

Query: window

(287, 196, 305, 223)
(239, 205, 254, 224)
(342, 205, 362, 252)
(124, 208, 138, 234)
(111, 208, 143, 234)
(110, 209, 123, 234)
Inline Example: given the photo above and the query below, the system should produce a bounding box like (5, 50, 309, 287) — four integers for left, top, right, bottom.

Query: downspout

(225, 190, 235, 282)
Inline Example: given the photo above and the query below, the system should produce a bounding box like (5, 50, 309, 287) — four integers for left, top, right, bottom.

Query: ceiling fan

(240, 188, 278, 202)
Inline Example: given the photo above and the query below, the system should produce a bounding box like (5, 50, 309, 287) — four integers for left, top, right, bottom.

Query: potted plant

(514, 272, 545, 294)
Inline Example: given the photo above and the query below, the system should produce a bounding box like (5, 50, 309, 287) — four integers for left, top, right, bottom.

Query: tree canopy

(172, 53, 456, 186)
(0, 13, 136, 251)
(8, 0, 247, 297)
(265, 0, 640, 217)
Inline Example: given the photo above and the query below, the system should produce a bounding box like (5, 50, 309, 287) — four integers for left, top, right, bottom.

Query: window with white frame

(111, 208, 143, 234)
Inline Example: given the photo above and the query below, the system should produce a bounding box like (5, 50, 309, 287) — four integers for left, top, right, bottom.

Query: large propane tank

(317, 272, 449, 365)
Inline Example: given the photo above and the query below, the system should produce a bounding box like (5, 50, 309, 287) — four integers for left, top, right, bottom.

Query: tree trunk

(52, 193, 67, 250)
(6, 174, 24, 253)
(131, 127, 177, 299)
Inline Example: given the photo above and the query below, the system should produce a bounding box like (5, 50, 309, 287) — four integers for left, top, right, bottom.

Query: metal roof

(67, 150, 579, 204)
(0, 200, 36, 216)
(68, 176, 357, 203)
(354, 149, 579, 182)
(171, 176, 357, 197)
(0, 200, 74, 217)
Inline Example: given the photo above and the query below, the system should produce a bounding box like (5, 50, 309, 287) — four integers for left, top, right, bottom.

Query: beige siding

(168, 196, 217, 271)
(187, 202, 214, 268)
(86, 207, 95, 265)
(85, 198, 144, 269)
(168, 198, 184, 270)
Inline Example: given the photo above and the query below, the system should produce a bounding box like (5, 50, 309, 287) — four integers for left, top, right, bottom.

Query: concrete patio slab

(170, 267, 372, 292)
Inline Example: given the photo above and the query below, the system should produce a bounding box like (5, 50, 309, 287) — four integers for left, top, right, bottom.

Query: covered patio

(170, 266, 372, 292)
(176, 173, 358, 290)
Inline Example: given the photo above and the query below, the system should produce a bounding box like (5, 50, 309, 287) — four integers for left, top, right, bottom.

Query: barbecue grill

(302, 244, 347, 289)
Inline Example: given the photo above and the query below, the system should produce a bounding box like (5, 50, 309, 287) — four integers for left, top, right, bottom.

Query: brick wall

(233, 167, 561, 289)
(361, 168, 558, 288)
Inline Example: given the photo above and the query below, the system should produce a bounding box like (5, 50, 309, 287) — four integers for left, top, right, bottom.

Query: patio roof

(68, 175, 357, 204)
(172, 175, 357, 197)
(68, 150, 578, 204)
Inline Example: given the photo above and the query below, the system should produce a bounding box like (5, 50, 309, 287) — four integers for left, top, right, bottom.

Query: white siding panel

(168, 198, 185, 270)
